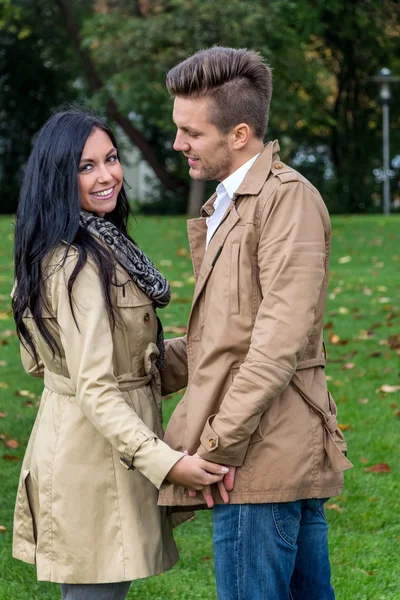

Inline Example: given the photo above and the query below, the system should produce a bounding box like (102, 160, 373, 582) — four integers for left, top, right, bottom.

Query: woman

(11, 108, 228, 600)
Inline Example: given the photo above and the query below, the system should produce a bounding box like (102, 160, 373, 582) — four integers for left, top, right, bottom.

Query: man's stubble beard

(192, 139, 233, 182)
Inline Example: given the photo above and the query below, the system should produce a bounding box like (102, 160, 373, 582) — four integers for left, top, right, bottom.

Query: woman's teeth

(92, 187, 113, 197)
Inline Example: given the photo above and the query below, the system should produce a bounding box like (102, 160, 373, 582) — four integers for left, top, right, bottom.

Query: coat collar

(200, 139, 280, 218)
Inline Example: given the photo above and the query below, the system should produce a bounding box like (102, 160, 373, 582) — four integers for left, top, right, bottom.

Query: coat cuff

(196, 415, 249, 467)
(120, 432, 184, 489)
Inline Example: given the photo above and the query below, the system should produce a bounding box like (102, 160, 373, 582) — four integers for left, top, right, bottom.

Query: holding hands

(166, 452, 236, 508)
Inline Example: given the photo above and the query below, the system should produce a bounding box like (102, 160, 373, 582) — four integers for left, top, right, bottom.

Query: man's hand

(188, 456, 236, 507)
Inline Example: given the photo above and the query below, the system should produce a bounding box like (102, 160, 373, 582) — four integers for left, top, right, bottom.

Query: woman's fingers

(200, 459, 229, 475)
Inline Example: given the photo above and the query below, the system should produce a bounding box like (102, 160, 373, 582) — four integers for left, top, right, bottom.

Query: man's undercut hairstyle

(167, 46, 272, 139)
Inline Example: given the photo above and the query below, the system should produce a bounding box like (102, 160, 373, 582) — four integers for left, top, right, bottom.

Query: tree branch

(55, 0, 177, 191)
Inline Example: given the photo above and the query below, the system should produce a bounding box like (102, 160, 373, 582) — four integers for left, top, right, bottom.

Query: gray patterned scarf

(79, 210, 170, 369)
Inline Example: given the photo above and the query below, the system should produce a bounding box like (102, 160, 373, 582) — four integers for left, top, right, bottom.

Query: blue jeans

(213, 500, 335, 600)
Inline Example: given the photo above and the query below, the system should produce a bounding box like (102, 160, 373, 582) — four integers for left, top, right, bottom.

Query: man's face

(172, 96, 234, 182)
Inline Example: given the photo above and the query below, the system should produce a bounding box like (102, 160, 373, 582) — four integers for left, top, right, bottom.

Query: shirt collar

(218, 153, 260, 200)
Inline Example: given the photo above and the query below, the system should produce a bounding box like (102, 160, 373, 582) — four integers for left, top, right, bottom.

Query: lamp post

(372, 68, 400, 215)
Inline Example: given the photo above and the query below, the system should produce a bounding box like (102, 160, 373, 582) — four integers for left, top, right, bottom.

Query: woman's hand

(166, 455, 229, 507)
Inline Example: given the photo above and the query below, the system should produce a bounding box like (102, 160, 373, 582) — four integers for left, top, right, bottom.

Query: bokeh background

(1, 0, 400, 216)
(0, 1, 400, 599)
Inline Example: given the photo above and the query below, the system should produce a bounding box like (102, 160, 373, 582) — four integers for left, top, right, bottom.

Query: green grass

(0, 215, 399, 599)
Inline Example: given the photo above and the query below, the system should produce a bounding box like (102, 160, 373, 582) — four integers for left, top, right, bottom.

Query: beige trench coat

(159, 141, 353, 509)
(12, 244, 184, 584)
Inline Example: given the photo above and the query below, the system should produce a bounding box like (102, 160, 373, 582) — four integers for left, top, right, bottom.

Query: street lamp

(372, 68, 400, 215)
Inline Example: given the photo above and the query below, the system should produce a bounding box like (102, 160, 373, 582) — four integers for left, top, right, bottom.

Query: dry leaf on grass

(3, 454, 19, 461)
(4, 439, 19, 449)
(325, 503, 342, 512)
(364, 463, 391, 473)
(377, 384, 400, 394)
(338, 424, 351, 431)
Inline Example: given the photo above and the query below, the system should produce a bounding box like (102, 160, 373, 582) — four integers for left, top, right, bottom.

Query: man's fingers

(218, 480, 230, 504)
(223, 466, 236, 491)
(201, 485, 214, 508)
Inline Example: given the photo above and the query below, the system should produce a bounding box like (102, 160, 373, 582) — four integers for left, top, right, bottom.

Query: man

(159, 47, 352, 600)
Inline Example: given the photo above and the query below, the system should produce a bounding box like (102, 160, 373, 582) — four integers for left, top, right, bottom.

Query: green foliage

(0, 215, 399, 598)
(0, 0, 399, 213)
(0, 0, 82, 213)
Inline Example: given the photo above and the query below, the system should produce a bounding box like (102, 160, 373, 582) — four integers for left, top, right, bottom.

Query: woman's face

(78, 127, 123, 216)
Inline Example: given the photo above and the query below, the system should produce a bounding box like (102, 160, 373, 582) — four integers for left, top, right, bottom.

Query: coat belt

(44, 370, 153, 396)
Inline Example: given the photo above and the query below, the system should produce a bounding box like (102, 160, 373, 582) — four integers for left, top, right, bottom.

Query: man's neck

(225, 140, 264, 180)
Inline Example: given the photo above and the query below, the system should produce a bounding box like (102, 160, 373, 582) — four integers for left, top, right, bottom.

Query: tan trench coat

(12, 245, 184, 584)
(159, 141, 353, 509)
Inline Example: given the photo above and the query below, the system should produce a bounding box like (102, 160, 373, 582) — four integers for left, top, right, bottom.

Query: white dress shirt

(206, 153, 260, 248)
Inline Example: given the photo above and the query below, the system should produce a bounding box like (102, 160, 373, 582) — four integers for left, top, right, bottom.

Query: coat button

(209, 439, 216, 448)
(144, 312, 150, 323)
(274, 162, 284, 169)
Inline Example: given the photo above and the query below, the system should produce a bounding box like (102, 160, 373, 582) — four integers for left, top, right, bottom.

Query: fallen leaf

(0, 412, 7, 418)
(0, 526, 6, 533)
(3, 454, 19, 461)
(323, 321, 333, 330)
(325, 503, 342, 512)
(170, 281, 184, 288)
(364, 463, 391, 473)
(329, 333, 340, 344)
(0, 382, 9, 389)
(0, 360, 7, 367)
(377, 384, 400, 394)
(15, 390, 35, 398)
(176, 248, 189, 257)
(338, 256, 351, 264)
(360, 457, 369, 463)
(358, 398, 369, 404)
(338, 307, 349, 314)
(5, 439, 19, 449)
(338, 424, 351, 431)
(342, 363, 355, 370)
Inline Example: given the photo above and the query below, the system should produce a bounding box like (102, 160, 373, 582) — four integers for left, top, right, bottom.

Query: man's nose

(173, 133, 190, 152)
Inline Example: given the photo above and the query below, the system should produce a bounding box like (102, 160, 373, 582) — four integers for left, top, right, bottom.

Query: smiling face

(172, 96, 235, 182)
(78, 127, 123, 216)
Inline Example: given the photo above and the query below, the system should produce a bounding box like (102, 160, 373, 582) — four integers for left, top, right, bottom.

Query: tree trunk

(187, 180, 206, 216)
(55, 0, 177, 192)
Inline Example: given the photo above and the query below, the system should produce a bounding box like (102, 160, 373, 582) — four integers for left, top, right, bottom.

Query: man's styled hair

(166, 47, 272, 139)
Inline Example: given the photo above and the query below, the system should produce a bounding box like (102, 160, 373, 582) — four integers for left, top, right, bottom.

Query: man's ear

(231, 123, 251, 150)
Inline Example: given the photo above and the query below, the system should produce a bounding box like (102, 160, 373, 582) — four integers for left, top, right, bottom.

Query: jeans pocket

(272, 503, 301, 547)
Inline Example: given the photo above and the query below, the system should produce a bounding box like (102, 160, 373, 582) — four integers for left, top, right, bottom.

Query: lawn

(0, 215, 399, 600)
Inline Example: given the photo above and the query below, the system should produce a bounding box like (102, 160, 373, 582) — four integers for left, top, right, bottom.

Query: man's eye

(189, 133, 199, 138)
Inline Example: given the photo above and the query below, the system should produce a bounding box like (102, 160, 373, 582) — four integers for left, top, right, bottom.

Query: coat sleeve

(161, 336, 188, 395)
(52, 256, 184, 489)
(196, 181, 327, 465)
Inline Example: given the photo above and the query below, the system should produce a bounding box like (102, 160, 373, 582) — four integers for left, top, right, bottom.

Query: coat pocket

(14, 470, 37, 564)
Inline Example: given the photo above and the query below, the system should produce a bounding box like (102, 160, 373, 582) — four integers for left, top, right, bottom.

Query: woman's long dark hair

(12, 107, 133, 363)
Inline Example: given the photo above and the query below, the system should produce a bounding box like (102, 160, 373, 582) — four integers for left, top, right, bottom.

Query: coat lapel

(188, 202, 240, 312)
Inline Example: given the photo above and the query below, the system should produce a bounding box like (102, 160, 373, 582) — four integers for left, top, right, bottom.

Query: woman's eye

(79, 164, 92, 173)
(107, 155, 118, 163)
